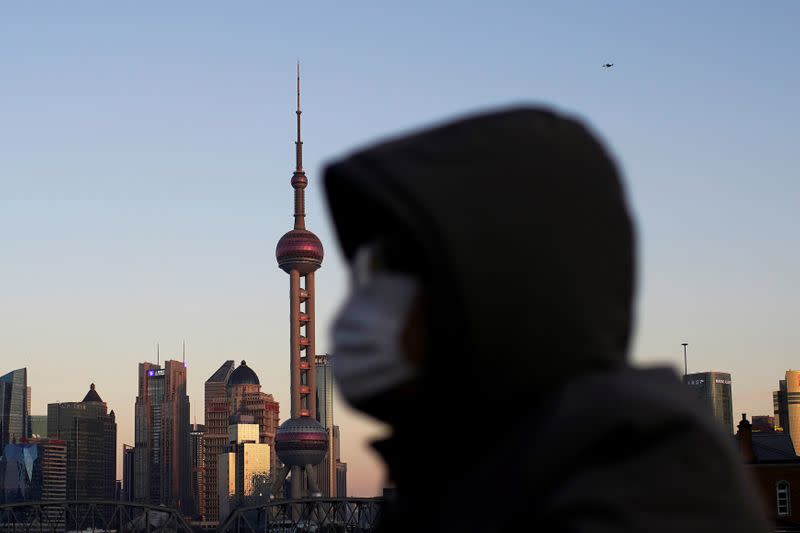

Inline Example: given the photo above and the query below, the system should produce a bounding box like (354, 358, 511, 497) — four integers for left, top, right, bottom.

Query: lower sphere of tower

(275, 417, 328, 467)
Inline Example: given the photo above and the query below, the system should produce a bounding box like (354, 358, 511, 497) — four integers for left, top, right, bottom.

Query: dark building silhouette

(684, 371, 734, 434)
(189, 422, 205, 519)
(752, 415, 777, 433)
(0, 368, 28, 449)
(134, 360, 191, 513)
(775, 379, 790, 432)
(121, 443, 135, 501)
(28, 415, 47, 439)
(203, 361, 279, 522)
(47, 383, 117, 500)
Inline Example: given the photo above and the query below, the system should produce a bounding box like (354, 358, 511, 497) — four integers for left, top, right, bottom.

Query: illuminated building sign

(147, 369, 165, 377)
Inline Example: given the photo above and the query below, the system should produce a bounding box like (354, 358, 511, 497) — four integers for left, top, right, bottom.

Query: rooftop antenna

(157, 342, 160, 366)
(682, 343, 688, 377)
(182, 340, 186, 365)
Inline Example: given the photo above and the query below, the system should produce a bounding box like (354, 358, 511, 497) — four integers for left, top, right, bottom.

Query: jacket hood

(324, 106, 635, 406)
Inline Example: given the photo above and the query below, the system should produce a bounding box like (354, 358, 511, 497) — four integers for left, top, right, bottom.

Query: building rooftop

(752, 433, 800, 463)
(227, 360, 260, 386)
(81, 383, 103, 403)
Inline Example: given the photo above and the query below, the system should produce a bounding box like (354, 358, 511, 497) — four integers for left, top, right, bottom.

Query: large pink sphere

(275, 417, 328, 467)
(276, 229, 324, 274)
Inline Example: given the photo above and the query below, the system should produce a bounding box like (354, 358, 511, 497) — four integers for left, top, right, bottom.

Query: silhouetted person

(323, 108, 769, 532)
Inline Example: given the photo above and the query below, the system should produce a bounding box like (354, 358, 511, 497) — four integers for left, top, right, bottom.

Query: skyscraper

(203, 360, 279, 522)
(203, 360, 234, 521)
(28, 415, 47, 439)
(684, 371, 734, 434)
(122, 444, 135, 502)
(0, 368, 28, 449)
(0, 438, 67, 507)
(189, 423, 205, 519)
(334, 425, 347, 497)
(217, 415, 270, 521)
(134, 360, 191, 512)
(774, 379, 790, 432)
(315, 354, 337, 497)
(47, 383, 117, 500)
(784, 370, 800, 453)
(272, 65, 329, 499)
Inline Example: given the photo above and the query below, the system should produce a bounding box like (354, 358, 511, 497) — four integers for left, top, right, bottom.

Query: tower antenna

(183, 340, 186, 365)
(157, 342, 160, 366)
(296, 61, 302, 171)
(682, 343, 688, 377)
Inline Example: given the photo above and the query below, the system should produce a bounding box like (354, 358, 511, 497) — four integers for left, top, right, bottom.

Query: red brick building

(737, 413, 800, 528)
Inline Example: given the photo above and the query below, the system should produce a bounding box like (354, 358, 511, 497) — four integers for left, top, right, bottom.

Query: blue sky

(1, 2, 799, 496)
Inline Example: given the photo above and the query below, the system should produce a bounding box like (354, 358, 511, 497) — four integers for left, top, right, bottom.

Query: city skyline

(2, 2, 800, 498)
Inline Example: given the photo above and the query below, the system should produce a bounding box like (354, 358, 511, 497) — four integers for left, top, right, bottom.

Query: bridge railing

(217, 498, 383, 533)
(0, 500, 194, 533)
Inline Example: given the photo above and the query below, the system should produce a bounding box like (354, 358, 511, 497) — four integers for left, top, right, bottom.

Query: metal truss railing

(0, 500, 194, 533)
(217, 498, 383, 533)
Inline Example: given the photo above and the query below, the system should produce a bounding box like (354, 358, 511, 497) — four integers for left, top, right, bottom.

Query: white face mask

(331, 272, 419, 405)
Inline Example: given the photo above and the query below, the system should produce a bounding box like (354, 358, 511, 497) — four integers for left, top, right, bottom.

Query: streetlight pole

(682, 343, 689, 377)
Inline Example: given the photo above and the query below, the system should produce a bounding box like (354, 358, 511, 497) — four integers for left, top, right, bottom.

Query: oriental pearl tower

(272, 65, 328, 499)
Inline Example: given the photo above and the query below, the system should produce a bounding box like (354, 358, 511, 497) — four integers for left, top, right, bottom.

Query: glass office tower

(684, 371, 734, 434)
(0, 368, 28, 449)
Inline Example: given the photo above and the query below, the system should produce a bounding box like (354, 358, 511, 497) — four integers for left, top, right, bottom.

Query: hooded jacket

(323, 107, 769, 532)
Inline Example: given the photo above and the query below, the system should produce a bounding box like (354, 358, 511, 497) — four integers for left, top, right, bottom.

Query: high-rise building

(336, 461, 348, 498)
(315, 354, 337, 497)
(134, 360, 191, 513)
(684, 371, 734, 434)
(217, 416, 270, 522)
(273, 65, 329, 499)
(784, 370, 800, 454)
(333, 425, 347, 497)
(122, 444, 135, 501)
(203, 361, 279, 522)
(203, 360, 234, 521)
(774, 379, 790, 432)
(189, 423, 205, 519)
(0, 368, 28, 449)
(29, 415, 47, 438)
(0, 438, 67, 508)
(47, 383, 117, 500)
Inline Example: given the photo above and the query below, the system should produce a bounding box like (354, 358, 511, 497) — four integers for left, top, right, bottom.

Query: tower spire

(296, 61, 302, 172)
(291, 62, 308, 230)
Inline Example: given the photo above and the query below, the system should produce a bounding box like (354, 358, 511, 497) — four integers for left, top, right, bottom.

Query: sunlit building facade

(217, 417, 270, 522)
(204, 360, 279, 522)
(785, 370, 800, 454)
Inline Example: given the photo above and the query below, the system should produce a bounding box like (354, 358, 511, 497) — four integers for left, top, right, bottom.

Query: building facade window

(777, 481, 791, 517)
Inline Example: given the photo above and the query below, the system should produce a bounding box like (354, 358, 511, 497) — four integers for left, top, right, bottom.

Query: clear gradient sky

(1, 2, 799, 497)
